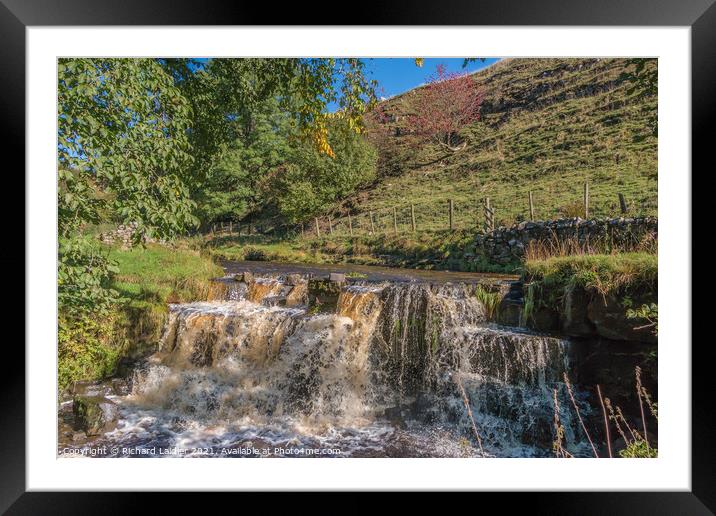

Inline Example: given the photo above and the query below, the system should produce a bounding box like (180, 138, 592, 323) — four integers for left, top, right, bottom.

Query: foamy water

(60, 274, 595, 458)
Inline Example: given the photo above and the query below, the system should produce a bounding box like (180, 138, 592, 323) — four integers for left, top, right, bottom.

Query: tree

(57, 58, 380, 310)
(58, 58, 198, 314)
(58, 58, 198, 243)
(58, 57, 380, 241)
(194, 98, 295, 225)
(167, 58, 378, 175)
(266, 116, 378, 222)
(408, 64, 484, 152)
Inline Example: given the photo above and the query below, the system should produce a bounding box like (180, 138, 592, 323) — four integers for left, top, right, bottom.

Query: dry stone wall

(472, 216, 657, 265)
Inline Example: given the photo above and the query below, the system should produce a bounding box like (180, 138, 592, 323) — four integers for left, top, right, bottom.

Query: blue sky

(350, 57, 500, 104)
(193, 57, 501, 111)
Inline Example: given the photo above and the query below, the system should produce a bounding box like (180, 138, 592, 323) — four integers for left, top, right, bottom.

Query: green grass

(205, 231, 516, 273)
(206, 235, 325, 264)
(520, 252, 657, 331)
(285, 58, 656, 235)
(108, 243, 223, 307)
(59, 244, 223, 392)
(474, 284, 502, 320)
(522, 252, 657, 296)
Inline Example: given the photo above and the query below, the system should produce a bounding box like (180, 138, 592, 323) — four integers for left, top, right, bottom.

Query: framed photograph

(6, 0, 709, 509)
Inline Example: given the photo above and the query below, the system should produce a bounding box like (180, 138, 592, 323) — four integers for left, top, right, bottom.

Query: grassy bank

(521, 252, 658, 339)
(58, 244, 223, 391)
(241, 58, 656, 235)
(206, 231, 516, 273)
(108, 244, 224, 306)
(523, 252, 657, 297)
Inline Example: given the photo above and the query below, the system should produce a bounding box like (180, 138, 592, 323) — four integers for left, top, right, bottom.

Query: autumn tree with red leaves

(409, 64, 484, 152)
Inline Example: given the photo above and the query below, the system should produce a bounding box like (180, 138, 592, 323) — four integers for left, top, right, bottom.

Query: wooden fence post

(369, 211, 376, 234)
(583, 182, 590, 219)
(411, 204, 416, 233)
(483, 197, 494, 232)
(528, 191, 535, 220)
(229, 221, 233, 235)
(393, 207, 398, 234)
(348, 213, 354, 237)
(300, 222, 305, 238)
(328, 216, 334, 235)
(618, 193, 628, 214)
(449, 199, 454, 231)
(314, 218, 320, 237)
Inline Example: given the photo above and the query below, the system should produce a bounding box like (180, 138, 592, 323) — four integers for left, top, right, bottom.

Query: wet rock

(72, 431, 87, 442)
(329, 272, 346, 283)
(234, 271, 254, 283)
(285, 283, 308, 307)
(587, 294, 657, 343)
(71, 381, 110, 398)
(308, 278, 342, 298)
(530, 306, 560, 332)
(497, 300, 522, 326)
(110, 378, 131, 396)
(285, 273, 307, 286)
(72, 396, 119, 436)
(561, 285, 595, 337)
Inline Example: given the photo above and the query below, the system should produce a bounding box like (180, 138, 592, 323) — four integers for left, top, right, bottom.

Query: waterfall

(108, 274, 591, 457)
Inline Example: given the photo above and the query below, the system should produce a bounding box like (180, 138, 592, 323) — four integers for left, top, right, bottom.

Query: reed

(454, 373, 485, 456)
(524, 228, 658, 263)
(596, 384, 613, 458)
(563, 373, 599, 457)
(551, 387, 573, 458)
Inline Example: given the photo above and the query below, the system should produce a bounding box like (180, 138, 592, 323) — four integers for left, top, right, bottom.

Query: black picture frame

(3, 0, 707, 511)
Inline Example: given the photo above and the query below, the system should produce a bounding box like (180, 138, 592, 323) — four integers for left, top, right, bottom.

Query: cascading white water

(101, 275, 591, 457)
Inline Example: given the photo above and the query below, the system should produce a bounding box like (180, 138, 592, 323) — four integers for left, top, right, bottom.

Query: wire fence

(207, 182, 657, 240)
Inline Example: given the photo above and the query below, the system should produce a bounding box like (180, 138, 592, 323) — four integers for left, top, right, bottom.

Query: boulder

(72, 396, 119, 436)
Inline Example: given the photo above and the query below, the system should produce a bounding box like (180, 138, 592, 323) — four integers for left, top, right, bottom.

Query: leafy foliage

(618, 439, 658, 458)
(58, 236, 119, 315)
(266, 117, 378, 222)
(168, 58, 377, 169)
(194, 98, 295, 224)
(58, 313, 124, 391)
(627, 302, 658, 335)
(58, 58, 198, 244)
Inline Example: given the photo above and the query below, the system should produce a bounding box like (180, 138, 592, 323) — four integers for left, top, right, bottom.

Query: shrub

(619, 440, 658, 458)
(58, 313, 126, 392)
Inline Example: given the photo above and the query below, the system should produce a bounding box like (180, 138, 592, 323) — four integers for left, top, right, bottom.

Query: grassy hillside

(322, 58, 657, 235)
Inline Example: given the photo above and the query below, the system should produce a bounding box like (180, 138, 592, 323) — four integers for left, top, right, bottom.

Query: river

(58, 261, 656, 458)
